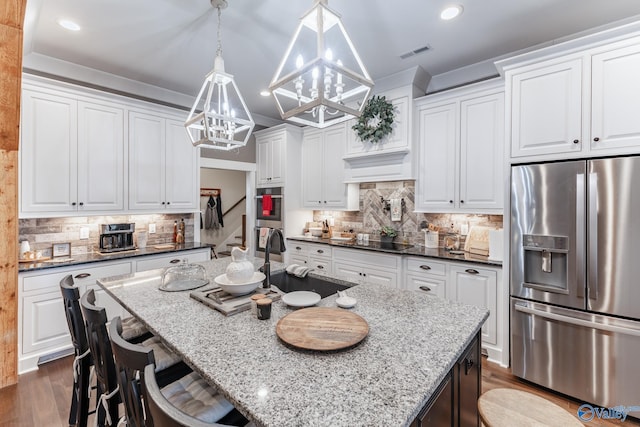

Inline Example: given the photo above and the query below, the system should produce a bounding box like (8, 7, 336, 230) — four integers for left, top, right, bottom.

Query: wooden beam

(0, 0, 26, 389)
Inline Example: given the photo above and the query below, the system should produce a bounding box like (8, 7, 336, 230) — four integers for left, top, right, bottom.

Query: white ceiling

(23, 0, 640, 123)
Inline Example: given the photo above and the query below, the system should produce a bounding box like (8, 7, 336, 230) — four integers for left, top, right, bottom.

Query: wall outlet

(80, 227, 90, 239)
(148, 223, 156, 234)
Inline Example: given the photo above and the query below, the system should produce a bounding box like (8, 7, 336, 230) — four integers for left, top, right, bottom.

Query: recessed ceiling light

(58, 19, 81, 31)
(440, 5, 463, 21)
(260, 90, 271, 97)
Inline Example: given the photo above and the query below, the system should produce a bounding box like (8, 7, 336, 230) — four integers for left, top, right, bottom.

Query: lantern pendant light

(185, 0, 254, 150)
(269, 0, 374, 128)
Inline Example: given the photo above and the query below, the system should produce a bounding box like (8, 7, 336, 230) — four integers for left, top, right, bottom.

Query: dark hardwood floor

(1, 355, 637, 426)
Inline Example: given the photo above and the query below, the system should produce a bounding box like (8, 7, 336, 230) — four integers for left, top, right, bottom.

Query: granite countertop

(18, 242, 213, 272)
(287, 236, 502, 266)
(98, 256, 489, 427)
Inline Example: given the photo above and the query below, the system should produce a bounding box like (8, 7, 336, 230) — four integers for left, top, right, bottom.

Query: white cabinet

(134, 248, 211, 272)
(449, 265, 498, 347)
(332, 247, 399, 287)
(21, 88, 125, 214)
(128, 112, 198, 211)
(415, 81, 504, 213)
(403, 257, 447, 299)
(506, 37, 640, 160)
(256, 131, 285, 187)
(343, 87, 414, 182)
(18, 260, 133, 374)
(302, 124, 358, 210)
(284, 242, 332, 276)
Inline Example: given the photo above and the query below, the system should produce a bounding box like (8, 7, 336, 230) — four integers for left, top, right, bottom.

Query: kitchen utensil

(276, 307, 369, 351)
(282, 291, 321, 307)
(160, 260, 209, 291)
(214, 272, 266, 295)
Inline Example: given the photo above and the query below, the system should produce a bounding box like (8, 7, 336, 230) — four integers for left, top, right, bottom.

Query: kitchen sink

(269, 271, 349, 298)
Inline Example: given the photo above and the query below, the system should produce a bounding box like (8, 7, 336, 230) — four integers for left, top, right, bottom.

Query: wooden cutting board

(276, 307, 369, 351)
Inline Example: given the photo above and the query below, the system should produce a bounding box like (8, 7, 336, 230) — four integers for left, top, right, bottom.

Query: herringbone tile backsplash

(313, 181, 502, 247)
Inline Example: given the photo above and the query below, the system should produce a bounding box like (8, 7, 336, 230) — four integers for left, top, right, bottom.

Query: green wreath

(352, 95, 395, 143)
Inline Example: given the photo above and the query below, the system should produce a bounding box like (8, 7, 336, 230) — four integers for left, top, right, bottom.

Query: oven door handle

(256, 195, 283, 199)
(514, 303, 640, 337)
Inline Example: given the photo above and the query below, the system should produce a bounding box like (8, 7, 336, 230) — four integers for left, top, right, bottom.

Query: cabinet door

(21, 90, 78, 213)
(77, 101, 124, 211)
(416, 103, 457, 211)
(269, 134, 285, 185)
(322, 125, 348, 207)
(165, 119, 198, 209)
(383, 94, 409, 150)
(510, 58, 583, 158)
(363, 266, 397, 288)
(22, 291, 70, 354)
(406, 274, 447, 299)
(459, 93, 504, 211)
(333, 261, 363, 284)
(129, 111, 166, 210)
(302, 131, 324, 207)
(256, 138, 271, 186)
(450, 266, 497, 346)
(591, 43, 640, 152)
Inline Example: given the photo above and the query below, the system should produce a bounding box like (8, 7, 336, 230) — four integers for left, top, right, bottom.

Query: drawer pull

(74, 273, 91, 279)
(170, 259, 181, 264)
(465, 269, 479, 275)
(317, 265, 324, 270)
(317, 249, 324, 254)
(419, 285, 432, 292)
(295, 246, 302, 250)
(419, 265, 431, 271)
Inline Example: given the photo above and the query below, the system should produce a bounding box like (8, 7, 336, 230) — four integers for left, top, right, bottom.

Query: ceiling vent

(400, 45, 431, 60)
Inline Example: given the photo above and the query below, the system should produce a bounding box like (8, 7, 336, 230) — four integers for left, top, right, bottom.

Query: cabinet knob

(323, 201, 327, 204)
(359, 272, 362, 276)
(449, 200, 453, 204)
(573, 139, 580, 144)
(419, 285, 432, 293)
(363, 273, 366, 277)
(318, 201, 322, 204)
(465, 269, 479, 275)
(593, 137, 600, 142)
(465, 358, 475, 375)
(419, 265, 431, 271)
(167, 201, 171, 205)
(74, 273, 91, 279)
(79, 202, 84, 206)
(170, 259, 181, 264)
(460, 200, 464, 204)
(162, 202, 166, 205)
(71, 202, 77, 206)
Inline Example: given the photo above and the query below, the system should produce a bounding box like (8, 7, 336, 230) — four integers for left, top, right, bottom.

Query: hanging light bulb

(184, 0, 255, 150)
(269, 0, 374, 128)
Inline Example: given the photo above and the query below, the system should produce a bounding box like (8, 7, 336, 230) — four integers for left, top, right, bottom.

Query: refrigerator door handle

(514, 302, 640, 337)
(576, 173, 585, 299)
(588, 172, 598, 301)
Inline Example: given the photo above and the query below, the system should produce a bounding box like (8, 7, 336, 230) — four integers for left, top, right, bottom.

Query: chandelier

(269, 0, 374, 128)
(185, 0, 254, 150)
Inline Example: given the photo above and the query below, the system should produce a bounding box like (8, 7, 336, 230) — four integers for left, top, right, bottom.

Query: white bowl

(214, 272, 265, 295)
(308, 227, 323, 237)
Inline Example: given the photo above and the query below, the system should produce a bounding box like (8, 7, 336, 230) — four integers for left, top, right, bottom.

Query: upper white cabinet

(21, 88, 125, 214)
(128, 111, 198, 211)
(20, 75, 199, 217)
(505, 36, 640, 160)
(415, 80, 504, 213)
(256, 130, 285, 187)
(302, 124, 358, 210)
(343, 87, 414, 182)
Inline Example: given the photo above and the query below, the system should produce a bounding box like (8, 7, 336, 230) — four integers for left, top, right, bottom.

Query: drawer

(307, 244, 331, 259)
(21, 261, 132, 293)
(406, 258, 447, 276)
(135, 249, 210, 272)
(308, 257, 331, 275)
(333, 247, 399, 269)
(289, 242, 309, 256)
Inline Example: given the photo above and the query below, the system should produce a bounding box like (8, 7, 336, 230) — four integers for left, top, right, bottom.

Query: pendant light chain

(216, 6, 223, 58)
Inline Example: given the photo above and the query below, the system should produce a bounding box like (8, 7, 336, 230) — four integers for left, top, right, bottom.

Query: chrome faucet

(262, 228, 286, 289)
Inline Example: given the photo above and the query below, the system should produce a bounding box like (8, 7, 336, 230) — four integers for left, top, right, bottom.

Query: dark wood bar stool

(60, 275, 94, 427)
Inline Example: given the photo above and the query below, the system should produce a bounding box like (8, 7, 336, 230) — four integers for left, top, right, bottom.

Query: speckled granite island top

(98, 256, 489, 427)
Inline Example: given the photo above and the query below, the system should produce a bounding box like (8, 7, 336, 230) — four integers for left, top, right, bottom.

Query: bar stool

(60, 275, 94, 427)
(478, 388, 583, 426)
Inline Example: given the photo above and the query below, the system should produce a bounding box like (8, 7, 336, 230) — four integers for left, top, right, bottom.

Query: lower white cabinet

(449, 265, 498, 347)
(404, 258, 448, 299)
(332, 248, 400, 287)
(134, 248, 210, 272)
(19, 260, 133, 374)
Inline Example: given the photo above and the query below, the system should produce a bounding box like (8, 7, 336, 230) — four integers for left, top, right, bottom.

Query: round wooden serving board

(276, 307, 369, 351)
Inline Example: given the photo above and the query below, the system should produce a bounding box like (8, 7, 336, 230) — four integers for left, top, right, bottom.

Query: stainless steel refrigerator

(511, 157, 640, 409)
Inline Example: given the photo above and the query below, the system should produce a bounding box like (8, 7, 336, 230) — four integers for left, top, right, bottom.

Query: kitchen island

(98, 256, 488, 426)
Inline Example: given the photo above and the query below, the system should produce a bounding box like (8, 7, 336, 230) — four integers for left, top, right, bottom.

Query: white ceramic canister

(225, 247, 254, 283)
(20, 241, 31, 258)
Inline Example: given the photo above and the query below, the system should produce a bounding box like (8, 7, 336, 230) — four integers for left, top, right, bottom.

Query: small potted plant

(379, 226, 398, 244)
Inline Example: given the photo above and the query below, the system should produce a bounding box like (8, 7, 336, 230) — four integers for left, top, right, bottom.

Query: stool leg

(68, 381, 78, 426)
(77, 361, 91, 427)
